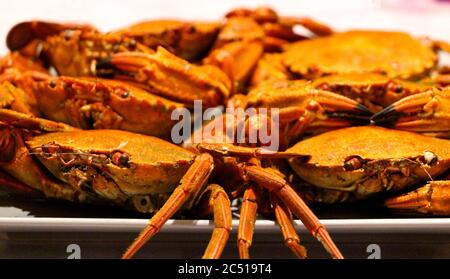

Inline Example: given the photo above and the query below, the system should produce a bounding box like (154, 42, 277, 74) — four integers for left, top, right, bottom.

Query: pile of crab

(1, 7, 449, 259)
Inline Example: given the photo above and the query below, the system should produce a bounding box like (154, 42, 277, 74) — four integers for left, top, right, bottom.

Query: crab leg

(237, 183, 260, 259)
(0, 109, 77, 132)
(196, 143, 309, 159)
(204, 40, 264, 93)
(371, 88, 450, 136)
(201, 184, 232, 259)
(243, 165, 343, 259)
(0, 82, 37, 115)
(271, 193, 307, 259)
(6, 21, 97, 51)
(385, 181, 450, 215)
(98, 48, 231, 108)
(122, 153, 214, 259)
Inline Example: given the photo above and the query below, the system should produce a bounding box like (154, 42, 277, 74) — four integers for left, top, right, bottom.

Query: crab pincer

(384, 181, 450, 215)
(372, 87, 450, 138)
(96, 47, 232, 108)
(245, 81, 372, 144)
(6, 20, 98, 52)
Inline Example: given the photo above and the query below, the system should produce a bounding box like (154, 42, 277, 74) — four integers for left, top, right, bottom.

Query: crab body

(283, 31, 438, 80)
(33, 76, 184, 139)
(0, 109, 342, 259)
(29, 129, 196, 212)
(287, 126, 450, 205)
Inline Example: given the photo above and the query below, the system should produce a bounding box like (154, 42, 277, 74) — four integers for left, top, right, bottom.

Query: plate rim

(1, 217, 450, 233)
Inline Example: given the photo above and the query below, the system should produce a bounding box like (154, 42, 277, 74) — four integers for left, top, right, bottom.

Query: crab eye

(48, 79, 57, 88)
(126, 39, 137, 51)
(63, 30, 75, 40)
(395, 85, 403, 93)
(344, 155, 364, 171)
(115, 88, 130, 98)
(111, 151, 130, 167)
(387, 81, 404, 94)
(422, 151, 437, 166)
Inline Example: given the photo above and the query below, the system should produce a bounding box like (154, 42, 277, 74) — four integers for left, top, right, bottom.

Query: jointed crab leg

(271, 193, 307, 259)
(237, 183, 260, 259)
(244, 165, 344, 259)
(196, 143, 308, 159)
(98, 48, 231, 108)
(122, 153, 214, 259)
(385, 181, 450, 215)
(6, 21, 97, 51)
(371, 88, 450, 136)
(0, 109, 77, 132)
(201, 184, 232, 259)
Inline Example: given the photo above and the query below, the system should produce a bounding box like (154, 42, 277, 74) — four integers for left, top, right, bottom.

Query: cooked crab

(225, 6, 333, 51)
(98, 47, 231, 108)
(243, 80, 371, 146)
(0, 109, 343, 259)
(32, 76, 185, 139)
(250, 64, 441, 113)
(282, 30, 446, 81)
(286, 126, 450, 216)
(205, 7, 333, 93)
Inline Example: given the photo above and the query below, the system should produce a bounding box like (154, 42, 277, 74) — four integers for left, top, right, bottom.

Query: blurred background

(0, 0, 449, 54)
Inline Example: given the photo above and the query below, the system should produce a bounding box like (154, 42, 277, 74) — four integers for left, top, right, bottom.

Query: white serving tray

(1, 192, 450, 259)
(1, 217, 450, 234)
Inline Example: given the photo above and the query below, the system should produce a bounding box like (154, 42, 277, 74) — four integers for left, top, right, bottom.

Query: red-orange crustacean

(2, 5, 450, 261)
(0, 108, 343, 259)
(0, 7, 347, 260)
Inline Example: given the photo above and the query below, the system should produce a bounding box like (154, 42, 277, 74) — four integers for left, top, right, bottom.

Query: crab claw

(6, 21, 97, 51)
(385, 181, 450, 215)
(0, 109, 77, 133)
(291, 90, 373, 132)
(96, 47, 231, 108)
(249, 82, 372, 127)
(277, 90, 373, 142)
(371, 88, 450, 135)
(314, 91, 373, 126)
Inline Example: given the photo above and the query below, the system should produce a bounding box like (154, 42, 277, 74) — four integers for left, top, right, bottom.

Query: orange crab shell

(33, 77, 185, 140)
(288, 126, 450, 201)
(29, 129, 195, 197)
(110, 20, 221, 61)
(44, 30, 152, 76)
(283, 31, 437, 79)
